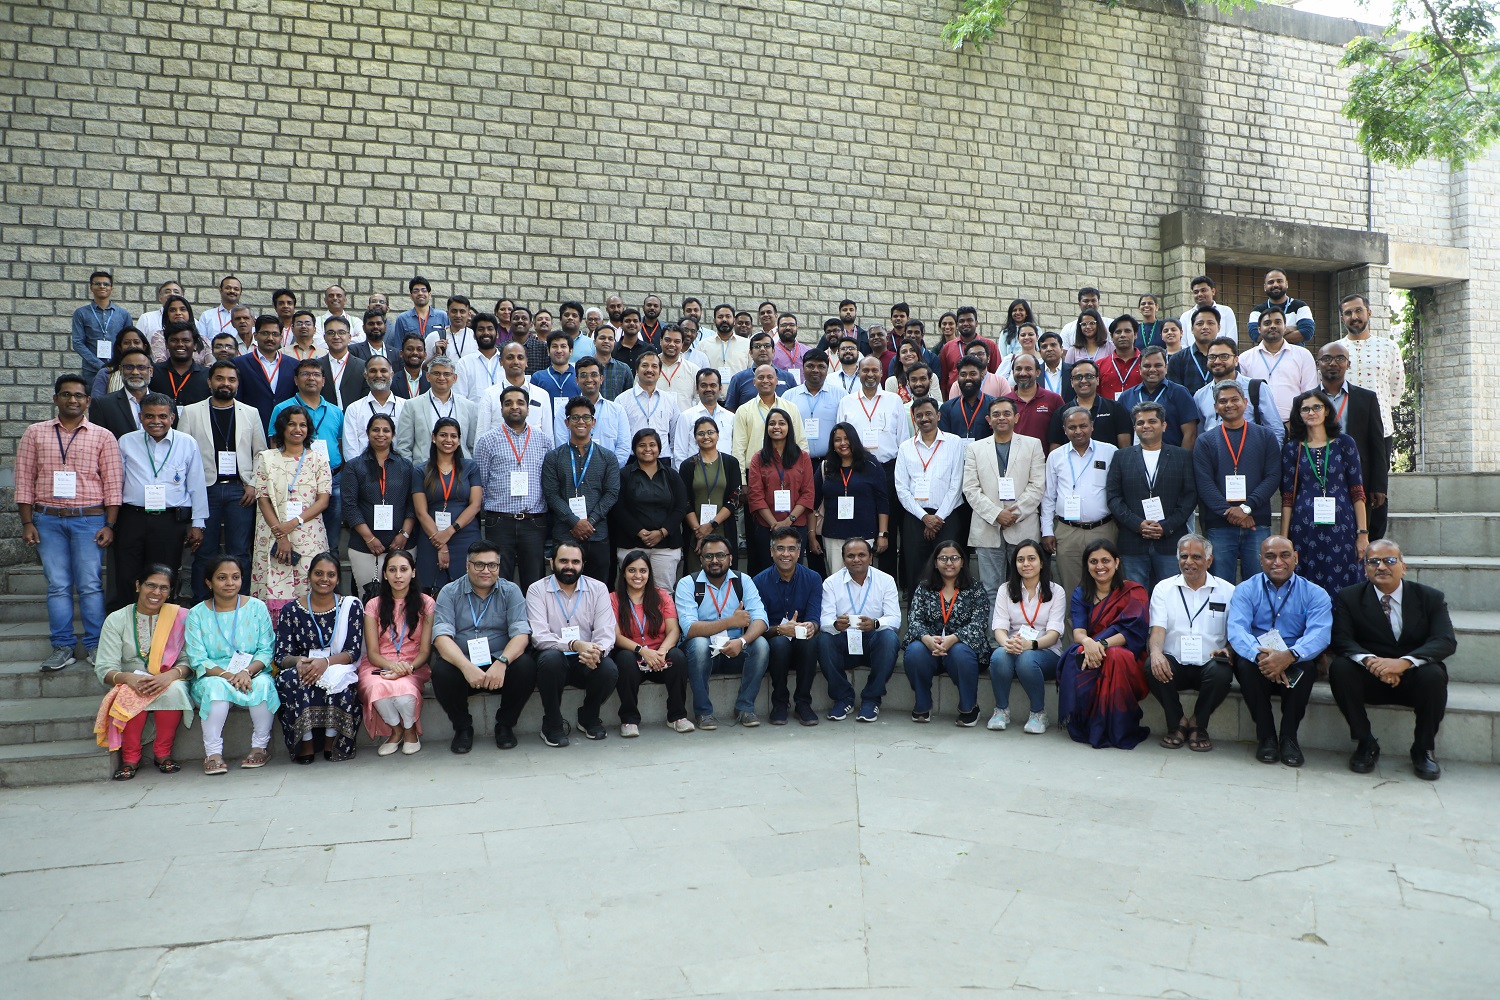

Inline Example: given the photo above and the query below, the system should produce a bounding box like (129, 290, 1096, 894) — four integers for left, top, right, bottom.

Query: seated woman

(987, 539, 1067, 734)
(610, 549, 693, 737)
(183, 555, 279, 775)
(359, 549, 434, 756)
(273, 551, 365, 763)
(612, 428, 689, 585)
(902, 542, 992, 725)
(1057, 539, 1151, 749)
(92, 564, 194, 780)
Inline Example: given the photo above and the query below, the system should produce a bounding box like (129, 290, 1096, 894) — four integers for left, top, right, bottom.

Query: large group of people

(38, 269, 1451, 781)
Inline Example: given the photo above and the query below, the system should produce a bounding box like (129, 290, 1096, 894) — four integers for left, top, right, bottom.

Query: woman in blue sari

(1057, 539, 1151, 749)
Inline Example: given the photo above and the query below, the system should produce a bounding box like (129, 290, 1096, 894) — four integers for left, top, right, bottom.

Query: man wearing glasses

(91, 345, 155, 439)
(1190, 336, 1285, 445)
(1045, 359, 1131, 450)
(72, 270, 133, 383)
(430, 539, 537, 754)
(674, 533, 771, 729)
(1315, 342, 1390, 539)
(541, 396, 621, 585)
(1330, 542, 1455, 780)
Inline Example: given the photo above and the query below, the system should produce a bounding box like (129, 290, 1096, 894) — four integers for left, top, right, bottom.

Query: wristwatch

(877, 531, 890, 538)
(497, 654, 510, 666)
(1031, 639, 1039, 650)
(1237, 504, 1253, 516)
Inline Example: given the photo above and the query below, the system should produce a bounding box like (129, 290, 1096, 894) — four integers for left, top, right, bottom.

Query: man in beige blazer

(179, 360, 268, 600)
(962, 396, 1046, 605)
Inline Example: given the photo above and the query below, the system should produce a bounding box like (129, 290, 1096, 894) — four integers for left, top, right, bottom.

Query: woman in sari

(93, 564, 194, 779)
(183, 555, 278, 774)
(273, 551, 365, 763)
(251, 405, 331, 609)
(1056, 539, 1151, 749)
(359, 549, 434, 755)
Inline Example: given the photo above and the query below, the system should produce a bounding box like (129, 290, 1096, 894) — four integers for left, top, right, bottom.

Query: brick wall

(1, 0, 1493, 469)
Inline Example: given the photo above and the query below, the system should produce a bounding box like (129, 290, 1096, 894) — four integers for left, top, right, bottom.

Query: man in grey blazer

(179, 360, 268, 600)
(394, 355, 479, 461)
(962, 396, 1047, 605)
(1106, 400, 1198, 590)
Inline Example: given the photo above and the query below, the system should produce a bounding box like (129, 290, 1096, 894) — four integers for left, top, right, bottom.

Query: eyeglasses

(566, 414, 594, 423)
(1364, 556, 1401, 567)
(1298, 405, 1326, 414)
(1206, 353, 1236, 361)
(56, 392, 89, 401)
(771, 545, 801, 555)
(119, 364, 153, 374)
(467, 560, 501, 572)
(935, 554, 963, 563)
(1318, 356, 1349, 364)
(701, 551, 731, 561)
(1071, 374, 1097, 382)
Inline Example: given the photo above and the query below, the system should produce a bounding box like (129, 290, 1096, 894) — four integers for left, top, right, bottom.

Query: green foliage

(1390, 287, 1432, 472)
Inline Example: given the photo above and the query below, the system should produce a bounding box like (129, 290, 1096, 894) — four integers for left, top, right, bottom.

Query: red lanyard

(839, 466, 854, 492)
(438, 465, 455, 503)
(505, 427, 531, 465)
(858, 394, 881, 422)
(707, 579, 735, 617)
(958, 396, 983, 432)
(257, 353, 281, 386)
(1221, 423, 1247, 472)
(167, 368, 192, 398)
(938, 589, 958, 631)
(915, 436, 942, 471)
(1019, 586, 1041, 627)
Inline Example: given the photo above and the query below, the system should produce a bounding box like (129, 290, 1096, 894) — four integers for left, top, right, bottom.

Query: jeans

(818, 627, 899, 708)
(1122, 551, 1180, 591)
(903, 640, 980, 714)
(682, 635, 770, 717)
(765, 634, 819, 710)
(322, 474, 342, 555)
(988, 647, 1060, 713)
(193, 480, 256, 601)
(1205, 525, 1270, 584)
(34, 511, 106, 650)
(974, 544, 1011, 610)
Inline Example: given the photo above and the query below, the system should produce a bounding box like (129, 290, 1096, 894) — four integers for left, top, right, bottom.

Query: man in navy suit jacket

(232, 315, 299, 431)
(1106, 401, 1198, 589)
(1316, 342, 1390, 539)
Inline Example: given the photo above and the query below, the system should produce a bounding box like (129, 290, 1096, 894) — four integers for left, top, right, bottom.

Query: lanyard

(706, 577, 735, 618)
(957, 396, 983, 433)
(858, 393, 882, 423)
(91, 304, 115, 337)
(1221, 423, 1247, 473)
(450, 327, 468, 356)
(417, 310, 431, 340)
(145, 433, 175, 479)
(1178, 586, 1212, 627)
(210, 405, 235, 449)
(661, 361, 682, 386)
(257, 352, 282, 386)
(1263, 578, 1295, 628)
(571, 443, 595, 494)
(132, 611, 156, 663)
(406, 372, 422, 395)
(838, 370, 859, 392)
(166, 367, 194, 399)
(698, 457, 721, 498)
(1019, 585, 1042, 627)
(479, 353, 501, 386)
(1140, 383, 1166, 404)
(845, 577, 873, 617)
(774, 343, 800, 369)
(374, 456, 388, 501)
(1065, 443, 1095, 491)
(915, 435, 943, 472)
(550, 581, 582, 625)
(938, 589, 958, 634)
(1189, 349, 1209, 385)
(1140, 321, 1160, 347)
(329, 354, 349, 386)
(54, 423, 82, 466)
(304, 596, 338, 649)
(1109, 355, 1138, 386)
(287, 449, 308, 495)
(1303, 442, 1331, 493)
(838, 464, 855, 495)
(1142, 448, 1161, 495)
(630, 601, 648, 641)
(466, 588, 496, 631)
(390, 604, 409, 652)
(430, 394, 455, 420)
(1256, 346, 1288, 381)
(438, 465, 456, 504)
(505, 426, 532, 466)
(1331, 392, 1348, 424)
(213, 597, 243, 651)
(633, 390, 661, 425)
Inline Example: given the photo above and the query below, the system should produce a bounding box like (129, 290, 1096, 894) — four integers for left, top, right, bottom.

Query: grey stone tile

(150, 927, 366, 1000)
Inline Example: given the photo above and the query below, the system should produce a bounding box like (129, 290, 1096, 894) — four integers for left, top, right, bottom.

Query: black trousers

(611, 646, 688, 724)
(430, 649, 538, 731)
(536, 648, 620, 727)
(766, 634, 819, 710)
(900, 508, 968, 595)
(1232, 654, 1315, 741)
(1367, 437, 1392, 541)
(879, 460, 899, 579)
(1329, 655, 1447, 756)
(112, 505, 190, 612)
(1146, 654, 1233, 730)
(485, 513, 547, 593)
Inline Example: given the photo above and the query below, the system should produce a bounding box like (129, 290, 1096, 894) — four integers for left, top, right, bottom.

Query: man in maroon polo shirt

(1004, 354, 1064, 453)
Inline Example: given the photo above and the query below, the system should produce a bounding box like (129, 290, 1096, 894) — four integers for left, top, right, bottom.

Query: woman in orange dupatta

(1056, 540, 1151, 749)
(92, 565, 193, 779)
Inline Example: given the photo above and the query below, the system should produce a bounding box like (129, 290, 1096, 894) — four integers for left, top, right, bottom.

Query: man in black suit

(1106, 401, 1198, 589)
(1330, 539, 1455, 780)
(349, 309, 393, 363)
(318, 316, 369, 410)
(92, 347, 154, 438)
(1316, 342, 1390, 539)
(392, 336, 430, 399)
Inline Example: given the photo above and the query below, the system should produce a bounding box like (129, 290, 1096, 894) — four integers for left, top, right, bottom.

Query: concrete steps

(1403, 556, 1500, 612)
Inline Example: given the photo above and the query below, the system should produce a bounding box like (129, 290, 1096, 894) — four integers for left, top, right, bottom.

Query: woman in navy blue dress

(1280, 389, 1369, 600)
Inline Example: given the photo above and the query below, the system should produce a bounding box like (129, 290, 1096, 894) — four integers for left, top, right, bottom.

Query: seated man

(1145, 534, 1236, 752)
(674, 533, 771, 729)
(751, 526, 824, 726)
(525, 541, 620, 747)
(818, 536, 902, 722)
(430, 540, 538, 754)
(1226, 535, 1333, 768)
(1330, 540, 1456, 780)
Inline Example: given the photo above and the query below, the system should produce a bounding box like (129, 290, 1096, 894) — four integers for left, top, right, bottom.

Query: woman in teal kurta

(184, 555, 279, 775)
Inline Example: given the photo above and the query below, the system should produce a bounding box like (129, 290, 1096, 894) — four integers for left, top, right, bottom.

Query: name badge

(96, 340, 113, 360)
(509, 470, 528, 497)
(699, 503, 717, 526)
(1179, 634, 1205, 665)
(309, 647, 332, 662)
(1141, 497, 1164, 521)
(53, 470, 77, 499)
(837, 495, 855, 520)
(467, 636, 493, 666)
(859, 428, 876, 449)
(1062, 493, 1082, 520)
(433, 511, 452, 531)
(804, 417, 820, 438)
(285, 500, 304, 521)
(997, 476, 1016, 502)
(373, 504, 394, 531)
(312, 439, 330, 462)
(227, 651, 253, 672)
(218, 451, 238, 476)
(911, 473, 930, 501)
(1312, 496, 1336, 525)
(569, 496, 588, 520)
(1225, 474, 1247, 502)
(143, 484, 167, 512)
(846, 624, 863, 655)
(774, 489, 792, 513)
(561, 625, 581, 645)
(1016, 625, 1041, 642)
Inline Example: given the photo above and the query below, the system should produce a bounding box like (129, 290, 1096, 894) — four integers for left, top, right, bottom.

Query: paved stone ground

(2, 721, 1496, 999)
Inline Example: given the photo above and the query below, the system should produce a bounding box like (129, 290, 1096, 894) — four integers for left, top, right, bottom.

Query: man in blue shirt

(1192, 382, 1281, 583)
(73, 270, 133, 383)
(1227, 535, 1333, 768)
(389, 276, 450, 349)
(1117, 347, 1198, 449)
(1190, 337, 1285, 446)
(270, 360, 346, 552)
(726, 334, 794, 409)
(674, 533, 770, 730)
(751, 526, 824, 726)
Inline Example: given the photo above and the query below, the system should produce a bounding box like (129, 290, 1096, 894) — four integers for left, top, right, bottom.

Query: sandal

(1187, 728, 1214, 753)
(1159, 725, 1188, 750)
(202, 753, 228, 776)
(111, 759, 138, 781)
(154, 757, 181, 774)
(240, 747, 270, 769)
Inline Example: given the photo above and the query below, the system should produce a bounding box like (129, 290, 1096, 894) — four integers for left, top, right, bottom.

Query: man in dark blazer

(1316, 342, 1390, 539)
(317, 317, 369, 410)
(92, 346, 154, 438)
(233, 314, 299, 431)
(392, 336, 430, 399)
(1330, 539, 1456, 780)
(1106, 400, 1198, 589)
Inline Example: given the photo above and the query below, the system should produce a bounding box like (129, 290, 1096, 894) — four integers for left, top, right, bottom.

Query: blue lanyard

(633, 390, 661, 424)
(1262, 578, 1295, 628)
(550, 580, 582, 625)
(546, 367, 572, 393)
(480, 353, 501, 386)
(1256, 347, 1288, 381)
(91, 304, 115, 337)
(570, 443, 595, 494)
(630, 602, 648, 640)
(1065, 444, 1095, 491)
(391, 616, 408, 653)
(466, 588, 496, 631)
(1189, 350, 1209, 385)
(304, 596, 337, 649)
(287, 449, 308, 495)
(213, 598, 243, 652)
(1178, 586, 1212, 626)
(699, 457, 721, 497)
(1043, 367, 1062, 394)
(1140, 383, 1166, 404)
(845, 577, 873, 617)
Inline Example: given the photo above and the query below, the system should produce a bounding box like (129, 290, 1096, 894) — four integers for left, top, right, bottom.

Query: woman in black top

(677, 415, 742, 573)
(811, 421, 889, 572)
(342, 413, 417, 597)
(612, 428, 689, 585)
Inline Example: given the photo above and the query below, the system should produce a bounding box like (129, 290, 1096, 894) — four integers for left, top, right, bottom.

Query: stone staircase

(2, 472, 1497, 785)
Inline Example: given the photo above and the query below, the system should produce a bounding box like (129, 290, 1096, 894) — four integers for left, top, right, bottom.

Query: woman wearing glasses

(1281, 388, 1369, 599)
(902, 542, 991, 726)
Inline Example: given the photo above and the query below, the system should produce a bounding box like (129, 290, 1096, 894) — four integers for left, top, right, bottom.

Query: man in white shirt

(894, 398, 967, 594)
(674, 368, 735, 466)
(1146, 534, 1237, 752)
(395, 355, 478, 461)
(656, 325, 700, 411)
(426, 295, 474, 360)
(1237, 306, 1315, 424)
(830, 337, 863, 395)
(455, 313, 506, 401)
(1179, 275, 1239, 342)
(836, 355, 908, 579)
(817, 537, 902, 723)
(316, 283, 365, 343)
(620, 351, 684, 458)
(782, 349, 844, 461)
(1041, 405, 1118, 597)
(698, 304, 750, 386)
(476, 341, 553, 443)
(317, 317, 367, 410)
(341, 356, 406, 460)
(196, 275, 243, 345)
(1334, 293, 1405, 443)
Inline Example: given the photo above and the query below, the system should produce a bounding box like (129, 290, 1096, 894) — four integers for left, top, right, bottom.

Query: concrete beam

(1389, 241, 1470, 288)
(1159, 209, 1389, 271)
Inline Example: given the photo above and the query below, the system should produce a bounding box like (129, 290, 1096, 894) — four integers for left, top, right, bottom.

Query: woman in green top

(676, 416, 742, 573)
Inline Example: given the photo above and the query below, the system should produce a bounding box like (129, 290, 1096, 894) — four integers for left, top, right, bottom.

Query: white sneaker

(1023, 712, 1048, 734)
(620, 723, 640, 738)
(987, 708, 1010, 731)
(670, 718, 696, 734)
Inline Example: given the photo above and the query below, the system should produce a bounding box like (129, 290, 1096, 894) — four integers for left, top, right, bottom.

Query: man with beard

(91, 346, 155, 438)
(772, 312, 807, 378)
(1334, 293, 1404, 493)
(831, 335, 863, 395)
(541, 396, 622, 584)
(393, 335, 430, 400)
(475, 386, 551, 592)
(604, 293, 626, 327)
(593, 325, 635, 401)
(181, 361, 266, 600)
(390, 276, 449, 349)
(150, 323, 211, 407)
(455, 312, 507, 402)
(1191, 336, 1284, 445)
(1004, 353, 1065, 452)
(1315, 342, 1389, 539)
(342, 355, 407, 459)
(698, 303, 750, 382)
(938, 305, 1000, 392)
(640, 294, 664, 344)
(938, 357, 994, 441)
(350, 308, 392, 363)
(526, 541, 620, 746)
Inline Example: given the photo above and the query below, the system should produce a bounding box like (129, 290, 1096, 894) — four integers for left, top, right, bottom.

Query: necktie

(1380, 593, 1393, 629)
